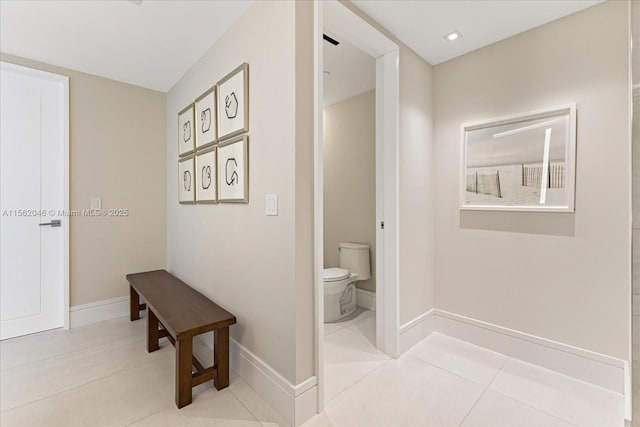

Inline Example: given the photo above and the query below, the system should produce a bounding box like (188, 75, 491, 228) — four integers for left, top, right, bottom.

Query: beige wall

(433, 1, 631, 359)
(0, 53, 167, 307)
(166, 0, 314, 384)
(323, 90, 376, 292)
(339, 1, 436, 326)
(398, 45, 435, 325)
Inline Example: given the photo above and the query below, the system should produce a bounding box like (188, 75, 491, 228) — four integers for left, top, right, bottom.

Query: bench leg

(176, 337, 193, 408)
(214, 326, 230, 390)
(130, 286, 140, 321)
(147, 309, 160, 353)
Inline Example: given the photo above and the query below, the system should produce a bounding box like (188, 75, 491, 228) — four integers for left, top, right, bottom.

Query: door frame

(0, 61, 70, 331)
(313, 0, 399, 411)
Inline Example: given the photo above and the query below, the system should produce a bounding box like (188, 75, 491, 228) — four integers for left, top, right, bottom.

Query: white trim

(313, 0, 325, 413)
(61, 73, 70, 331)
(399, 309, 627, 395)
(69, 296, 129, 328)
(197, 334, 318, 426)
(399, 309, 436, 353)
(356, 288, 376, 311)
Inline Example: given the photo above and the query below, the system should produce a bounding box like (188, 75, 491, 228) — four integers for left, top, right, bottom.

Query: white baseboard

(399, 308, 436, 353)
(399, 309, 627, 396)
(356, 288, 376, 311)
(70, 296, 129, 328)
(197, 333, 317, 427)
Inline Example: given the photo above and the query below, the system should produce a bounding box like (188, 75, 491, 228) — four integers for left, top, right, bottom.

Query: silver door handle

(39, 220, 61, 227)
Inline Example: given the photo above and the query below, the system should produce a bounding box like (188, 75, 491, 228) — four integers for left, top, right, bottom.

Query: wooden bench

(126, 269, 236, 408)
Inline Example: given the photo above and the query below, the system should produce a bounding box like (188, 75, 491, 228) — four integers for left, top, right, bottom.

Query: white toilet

(324, 242, 371, 323)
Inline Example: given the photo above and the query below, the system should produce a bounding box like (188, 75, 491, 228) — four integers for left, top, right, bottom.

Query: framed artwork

(217, 135, 248, 203)
(178, 103, 195, 156)
(178, 155, 196, 204)
(217, 63, 249, 141)
(460, 104, 576, 212)
(195, 86, 217, 150)
(195, 147, 217, 203)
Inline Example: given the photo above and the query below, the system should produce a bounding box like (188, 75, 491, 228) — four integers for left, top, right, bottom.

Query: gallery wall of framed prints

(177, 62, 250, 205)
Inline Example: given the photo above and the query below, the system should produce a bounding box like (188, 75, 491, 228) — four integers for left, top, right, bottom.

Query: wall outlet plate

(91, 197, 102, 209)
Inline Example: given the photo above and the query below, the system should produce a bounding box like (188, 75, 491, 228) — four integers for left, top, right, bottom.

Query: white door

(0, 62, 69, 340)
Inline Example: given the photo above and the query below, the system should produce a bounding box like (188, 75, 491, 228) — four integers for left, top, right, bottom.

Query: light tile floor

(312, 310, 625, 427)
(0, 313, 626, 427)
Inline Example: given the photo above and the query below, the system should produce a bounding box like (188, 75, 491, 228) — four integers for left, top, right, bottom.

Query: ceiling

(0, 0, 608, 93)
(0, 0, 252, 92)
(352, 0, 604, 65)
(323, 31, 375, 107)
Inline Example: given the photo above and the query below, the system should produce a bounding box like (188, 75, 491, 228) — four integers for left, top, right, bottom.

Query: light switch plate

(265, 194, 278, 216)
(91, 197, 102, 209)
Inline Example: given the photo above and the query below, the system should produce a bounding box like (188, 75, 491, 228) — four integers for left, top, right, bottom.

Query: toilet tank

(339, 242, 371, 280)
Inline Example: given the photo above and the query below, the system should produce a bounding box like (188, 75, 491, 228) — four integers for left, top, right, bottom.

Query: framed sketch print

(217, 135, 248, 203)
(217, 63, 249, 141)
(178, 103, 195, 156)
(460, 104, 576, 212)
(178, 155, 196, 204)
(195, 86, 217, 150)
(195, 147, 217, 203)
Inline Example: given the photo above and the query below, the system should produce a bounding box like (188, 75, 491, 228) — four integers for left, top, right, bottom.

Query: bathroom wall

(433, 0, 631, 359)
(166, 0, 314, 385)
(323, 90, 376, 292)
(338, 1, 436, 326)
(0, 53, 167, 307)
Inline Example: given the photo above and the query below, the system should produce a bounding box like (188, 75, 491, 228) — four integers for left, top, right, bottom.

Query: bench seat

(127, 269, 236, 408)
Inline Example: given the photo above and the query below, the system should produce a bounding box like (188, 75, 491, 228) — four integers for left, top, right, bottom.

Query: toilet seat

(323, 267, 350, 282)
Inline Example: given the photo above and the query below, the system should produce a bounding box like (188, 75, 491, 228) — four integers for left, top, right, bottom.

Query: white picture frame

(217, 63, 249, 141)
(178, 103, 195, 156)
(195, 147, 217, 204)
(195, 86, 217, 150)
(460, 104, 577, 212)
(217, 135, 248, 203)
(178, 155, 196, 204)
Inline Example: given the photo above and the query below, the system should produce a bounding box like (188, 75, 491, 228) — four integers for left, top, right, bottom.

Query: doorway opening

(314, 0, 399, 412)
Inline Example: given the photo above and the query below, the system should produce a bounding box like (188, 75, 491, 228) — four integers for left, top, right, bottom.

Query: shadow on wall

(460, 211, 575, 237)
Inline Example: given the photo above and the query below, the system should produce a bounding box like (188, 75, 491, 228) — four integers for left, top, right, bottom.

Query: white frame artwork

(460, 104, 577, 212)
(195, 86, 217, 150)
(196, 147, 217, 204)
(217, 63, 249, 141)
(217, 135, 248, 203)
(178, 103, 195, 156)
(178, 155, 196, 204)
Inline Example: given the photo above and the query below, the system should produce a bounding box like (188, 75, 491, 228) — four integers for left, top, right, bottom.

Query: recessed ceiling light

(445, 31, 462, 42)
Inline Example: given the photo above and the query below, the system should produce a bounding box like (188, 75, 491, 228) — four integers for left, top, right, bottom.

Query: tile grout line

(0, 346, 173, 414)
(481, 359, 580, 426)
(227, 375, 271, 426)
(403, 352, 500, 390)
(0, 334, 146, 375)
(0, 325, 146, 372)
(324, 357, 390, 407)
(456, 356, 509, 427)
(488, 388, 579, 426)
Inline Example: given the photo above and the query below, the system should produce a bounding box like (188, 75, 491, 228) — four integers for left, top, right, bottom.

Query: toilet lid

(323, 267, 350, 282)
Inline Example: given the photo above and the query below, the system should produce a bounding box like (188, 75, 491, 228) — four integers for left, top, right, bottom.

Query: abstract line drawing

(183, 121, 191, 142)
(225, 158, 238, 185)
(183, 170, 192, 191)
(201, 165, 212, 189)
(225, 92, 238, 119)
(201, 108, 211, 133)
